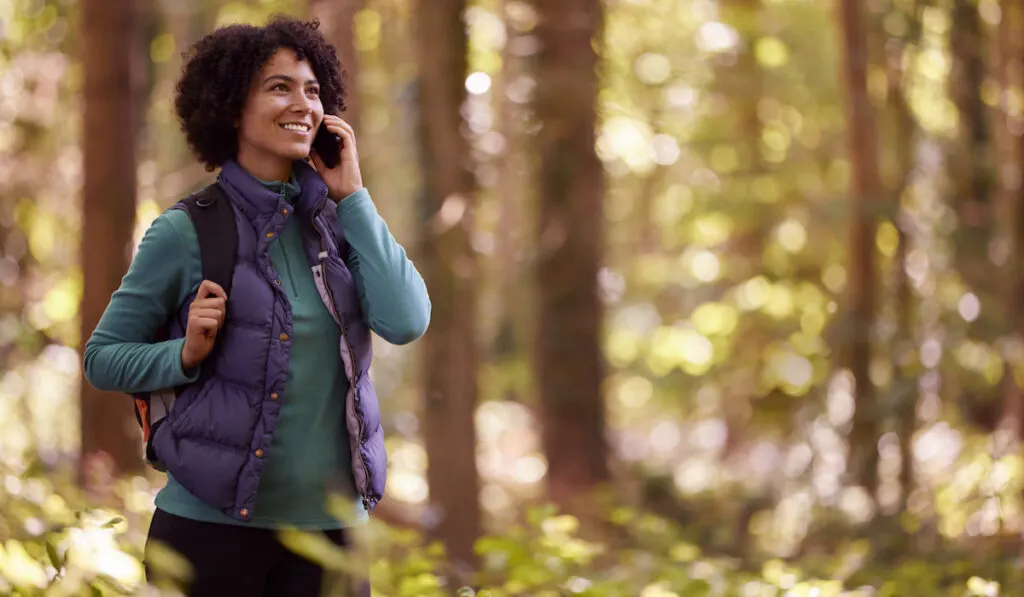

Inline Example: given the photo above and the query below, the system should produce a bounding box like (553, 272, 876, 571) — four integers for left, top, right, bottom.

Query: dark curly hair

(174, 15, 346, 171)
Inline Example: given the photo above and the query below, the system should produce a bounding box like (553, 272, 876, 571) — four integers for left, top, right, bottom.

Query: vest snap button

(279, 333, 289, 341)
(275, 279, 281, 286)
(255, 449, 264, 458)
(281, 208, 289, 216)
(266, 231, 275, 239)
(270, 392, 279, 400)
(240, 508, 249, 517)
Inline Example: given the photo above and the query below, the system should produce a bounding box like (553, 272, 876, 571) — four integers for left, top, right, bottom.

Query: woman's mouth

(280, 122, 311, 136)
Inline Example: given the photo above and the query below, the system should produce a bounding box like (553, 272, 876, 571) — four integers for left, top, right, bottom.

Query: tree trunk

(837, 0, 881, 493)
(414, 0, 481, 573)
(491, 6, 529, 364)
(991, 0, 1024, 559)
(1012, 0, 1024, 451)
(79, 0, 145, 483)
(1016, 12, 1024, 558)
(995, 0, 1024, 442)
(950, 0, 993, 298)
(717, 0, 763, 454)
(883, 29, 917, 515)
(719, 0, 763, 180)
(308, 0, 363, 128)
(531, 0, 610, 512)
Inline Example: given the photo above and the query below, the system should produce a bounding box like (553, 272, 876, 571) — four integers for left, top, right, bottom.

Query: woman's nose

(290, 93, 314, 112)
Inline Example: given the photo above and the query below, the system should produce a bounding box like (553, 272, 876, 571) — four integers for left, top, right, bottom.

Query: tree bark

(717, 0, 763, 454)
(531, 0, 610, 512)
(883, 29, 917, 514)
(837, 0, 881, 493)
(491, 5, 529, 363)
(950, 0, 993, 298)
(414, 0, 481, 573)
(307, 0, 363, 128)
(719, 0, 763, 178)
(991, 0, 1024, 557)
(79, 0, 145, 481)
(996, 0, 1024, 452)
(1011, 0, 1024, 448)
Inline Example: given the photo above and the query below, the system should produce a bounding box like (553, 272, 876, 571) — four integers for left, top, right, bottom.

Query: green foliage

(467, 503, 1022, 596)
(1, 460, 1013, 596)
(0, 460, 149, 596)
(3, 0, 1024, 595)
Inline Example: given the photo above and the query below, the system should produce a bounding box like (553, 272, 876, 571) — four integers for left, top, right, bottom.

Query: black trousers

(144, 509, 371, 597)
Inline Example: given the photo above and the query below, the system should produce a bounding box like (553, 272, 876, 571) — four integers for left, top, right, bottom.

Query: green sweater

(83, 175, 429, 529)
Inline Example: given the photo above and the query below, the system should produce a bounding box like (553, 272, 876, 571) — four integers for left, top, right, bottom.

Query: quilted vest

(151, 159, 386, 522)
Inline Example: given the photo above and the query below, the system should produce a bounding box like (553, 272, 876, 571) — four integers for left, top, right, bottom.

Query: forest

(1, 0, 1022, 594)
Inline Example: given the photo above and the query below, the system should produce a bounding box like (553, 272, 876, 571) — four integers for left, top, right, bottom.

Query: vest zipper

(313, 195, 373, 513)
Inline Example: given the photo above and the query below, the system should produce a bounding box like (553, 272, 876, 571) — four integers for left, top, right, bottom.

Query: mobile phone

(311, 122, 341, 169)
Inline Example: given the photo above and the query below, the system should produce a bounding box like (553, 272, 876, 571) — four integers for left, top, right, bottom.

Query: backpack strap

(134, 183, 238, 470)
(177, 183, 237, 390)
(179, 183, 238, 296)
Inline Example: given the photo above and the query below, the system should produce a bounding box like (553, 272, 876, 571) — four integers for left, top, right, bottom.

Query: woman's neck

(235, 149, 292, 182)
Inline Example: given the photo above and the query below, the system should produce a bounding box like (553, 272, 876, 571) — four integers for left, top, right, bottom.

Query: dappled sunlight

(0, 345, 79, 461)
(1, 0, 1021, 593)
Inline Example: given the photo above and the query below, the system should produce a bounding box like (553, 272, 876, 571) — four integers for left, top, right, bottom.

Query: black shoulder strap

(179, 183, 237, 296)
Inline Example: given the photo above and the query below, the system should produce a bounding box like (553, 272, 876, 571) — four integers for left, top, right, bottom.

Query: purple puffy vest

(152, 159, 386, 522)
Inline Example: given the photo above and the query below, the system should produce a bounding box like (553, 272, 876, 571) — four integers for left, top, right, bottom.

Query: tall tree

(947, 0, 1003, 436)
(308, 0, 364, 128)
(414, 0, 481, 572)
(950, 0, 993, 297)
(836, 0, 882, 493)
(996, 0, 1024, 440)
(880, 8, 919, 514)
(717, 0, 764, 456)
(79, 0, 146, 481)
(717, 0, 765, 267)
(491, 0, 530, 370)
(531, 0, 610, 512)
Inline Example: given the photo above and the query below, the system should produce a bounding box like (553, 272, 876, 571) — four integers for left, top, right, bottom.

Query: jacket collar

(217, 159, 330, 222)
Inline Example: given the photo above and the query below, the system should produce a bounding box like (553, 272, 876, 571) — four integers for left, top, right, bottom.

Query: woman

(83, 15, 430, 597)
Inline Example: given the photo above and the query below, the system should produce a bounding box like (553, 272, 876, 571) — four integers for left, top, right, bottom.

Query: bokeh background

(1, 0, 1022, 594)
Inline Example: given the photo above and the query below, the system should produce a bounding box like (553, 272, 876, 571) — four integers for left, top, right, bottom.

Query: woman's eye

(272, 83, 288, 91)
(307, 88, 320, 96)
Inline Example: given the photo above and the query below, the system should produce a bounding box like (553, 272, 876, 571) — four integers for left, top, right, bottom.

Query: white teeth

(282, 124, 309, 132)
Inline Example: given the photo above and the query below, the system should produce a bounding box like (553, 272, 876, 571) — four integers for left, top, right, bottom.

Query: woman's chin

(278, 145, 312, 162)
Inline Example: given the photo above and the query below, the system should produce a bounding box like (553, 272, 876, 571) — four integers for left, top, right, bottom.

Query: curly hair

(174, 15, 346, 171)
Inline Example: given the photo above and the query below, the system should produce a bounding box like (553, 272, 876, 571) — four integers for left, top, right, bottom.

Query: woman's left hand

(310, 114, 364, 202)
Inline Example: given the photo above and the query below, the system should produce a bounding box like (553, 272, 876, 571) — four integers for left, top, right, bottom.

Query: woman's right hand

(181, 280, 228, 370)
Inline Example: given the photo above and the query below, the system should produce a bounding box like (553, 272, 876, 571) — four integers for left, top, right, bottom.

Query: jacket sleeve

(335, 189, 431, 345)
(83, 210, 202, 393)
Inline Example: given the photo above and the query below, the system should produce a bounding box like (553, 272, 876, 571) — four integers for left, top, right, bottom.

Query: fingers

(322, 116, 357, 153)
(322, 114, 353, 136)
(190, 307, 225, 327)
(185, 285, 227, 360)
(323, 120, 354, 141)
(197, 279, 228, 300)
(190, 297, 226, 321)
(324, 124, 354, 150)
(191, 316, 221, 332)
(190, 289, 226, 337)
(191, 296, 226, 309)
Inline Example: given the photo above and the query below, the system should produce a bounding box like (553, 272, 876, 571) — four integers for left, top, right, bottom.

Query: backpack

(131, 182, 238, 471)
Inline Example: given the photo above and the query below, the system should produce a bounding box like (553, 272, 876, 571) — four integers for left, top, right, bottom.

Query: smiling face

(235, 48, 324, 181)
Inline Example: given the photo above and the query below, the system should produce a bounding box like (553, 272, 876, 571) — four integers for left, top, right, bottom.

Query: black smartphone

(311, 122, 341, 169)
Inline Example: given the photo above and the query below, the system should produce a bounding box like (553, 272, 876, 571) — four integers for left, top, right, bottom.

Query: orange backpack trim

(135, 397, 151, 443)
